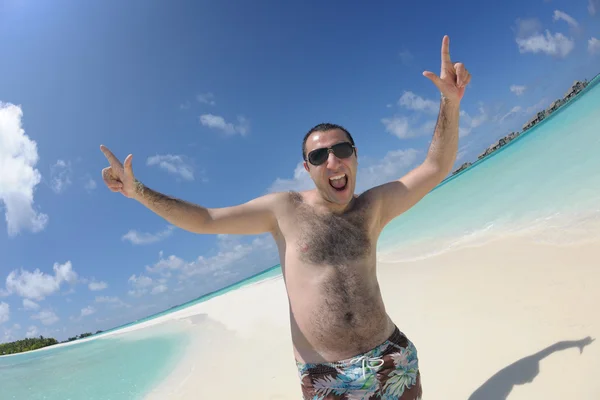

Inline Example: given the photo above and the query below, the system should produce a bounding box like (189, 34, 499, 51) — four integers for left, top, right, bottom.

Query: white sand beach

(139, 234, 600, 399)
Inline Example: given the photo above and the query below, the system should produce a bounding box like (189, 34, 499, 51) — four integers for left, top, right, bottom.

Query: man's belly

(286, 271, 394, 363)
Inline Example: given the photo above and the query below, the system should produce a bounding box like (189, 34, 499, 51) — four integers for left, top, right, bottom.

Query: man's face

(303, 129, 358, 207)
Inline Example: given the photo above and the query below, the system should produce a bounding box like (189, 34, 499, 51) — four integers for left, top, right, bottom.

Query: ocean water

(0, 327, 189, 400)
(378, 76, 600, 261)
(0, 267, 282, 400)
(2, 79, 599, 399)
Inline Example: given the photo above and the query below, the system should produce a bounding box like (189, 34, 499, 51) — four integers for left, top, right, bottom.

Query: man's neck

(312, 191, 357, 215)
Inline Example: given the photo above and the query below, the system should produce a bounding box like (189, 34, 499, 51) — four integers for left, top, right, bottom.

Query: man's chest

(277, 197, 379, 267)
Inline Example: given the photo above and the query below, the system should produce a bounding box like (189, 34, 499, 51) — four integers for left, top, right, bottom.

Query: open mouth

(329, 174, 348, 192)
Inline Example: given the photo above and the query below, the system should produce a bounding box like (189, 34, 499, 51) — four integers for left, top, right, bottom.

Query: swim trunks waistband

(296, 325, 408, 374)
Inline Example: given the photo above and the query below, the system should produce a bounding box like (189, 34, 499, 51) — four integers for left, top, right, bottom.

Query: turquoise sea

(379, 76, 600, 260)
(1, 77, 599, 399)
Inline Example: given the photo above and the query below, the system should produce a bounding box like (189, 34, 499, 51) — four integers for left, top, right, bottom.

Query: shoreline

(0, 267, 284, 360)
(142, 234, 600, 399)
(4, 231, 598, 398)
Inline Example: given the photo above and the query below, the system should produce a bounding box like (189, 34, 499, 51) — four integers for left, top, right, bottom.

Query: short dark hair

(302, 123, 356, 161)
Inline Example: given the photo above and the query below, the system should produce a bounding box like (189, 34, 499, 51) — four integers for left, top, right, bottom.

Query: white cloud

(53, 261, 78, 285)
(199, 114, 249, 136)
(590, 0, 598, 15)
(499, 106, 523, 123)
(459, 107, 488, 138)
(145, 234, 276, 283)
(455, 143, 471, 164)
(25, 325, 39, 338)
(23, 298, 40, 310)
(80, 306, 95, 317)
(49, 159, 72, 194)
(83, 175, 97, 192)
(267, 162, 315, 193)
(552, 10, 579, 28)
(4, 261, 78, 301)
(510, 85, 527, 96)
(95, 296, 129, 308)
(122, 225, 175, 245)
(381, 117, 411, 139)
(589, 37, 600, 54)
(129, 274, 153, 287)
(381, 117, 435, 139)
(146, 154, 196, 181)
(197, 93, 216, 105)
(151, 284, 168, 295)
(497, 97, 547, 124)
(515, 22, 575, 58)
(125, 234, 280, 304)
(127, 274, 155, 297)
(31, 310, 59, 326)
(384, 90, 487, 140)
(95, 296, 117, 303)
(0, 102, 49, 236)
(88, 281, 108, 291)
(2, 323, 20, 342)
(0, 302, 9, 324)
(514, 18, 543, 39)
(355, 149, 421, 193)
(398, 91, 439, 114)
(526, 97, 549, 114)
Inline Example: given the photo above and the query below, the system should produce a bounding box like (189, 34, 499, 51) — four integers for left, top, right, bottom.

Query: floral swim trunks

(295, 327, 422, 400)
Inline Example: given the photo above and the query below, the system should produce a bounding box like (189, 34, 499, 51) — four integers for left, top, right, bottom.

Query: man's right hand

(100, 145, 137, 198)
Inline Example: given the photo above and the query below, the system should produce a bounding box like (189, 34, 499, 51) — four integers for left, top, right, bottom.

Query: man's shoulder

(355, 185, 385, 204)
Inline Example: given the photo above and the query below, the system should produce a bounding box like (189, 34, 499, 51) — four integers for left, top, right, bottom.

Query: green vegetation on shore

(1, 336, 58, 355)
(0, 331, 103, 355)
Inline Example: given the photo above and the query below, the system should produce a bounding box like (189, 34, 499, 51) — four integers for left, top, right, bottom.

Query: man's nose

(326, 150, 341, 168)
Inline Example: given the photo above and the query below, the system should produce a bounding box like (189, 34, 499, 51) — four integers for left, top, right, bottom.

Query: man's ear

(303, 161, 309, 172)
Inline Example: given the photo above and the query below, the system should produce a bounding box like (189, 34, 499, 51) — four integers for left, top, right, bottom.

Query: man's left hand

(423, 35, 471, 103)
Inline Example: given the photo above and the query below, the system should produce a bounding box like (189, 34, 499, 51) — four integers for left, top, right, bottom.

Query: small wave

(377, 207, 600, 263)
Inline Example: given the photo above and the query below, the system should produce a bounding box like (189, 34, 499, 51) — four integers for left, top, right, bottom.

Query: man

(100, 36, 470, 399)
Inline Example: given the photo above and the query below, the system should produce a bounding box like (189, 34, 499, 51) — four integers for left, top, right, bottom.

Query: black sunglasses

(306, 142, 356, 166)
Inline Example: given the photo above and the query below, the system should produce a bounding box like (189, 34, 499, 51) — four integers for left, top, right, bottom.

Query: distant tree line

(0, 330, 103, 355)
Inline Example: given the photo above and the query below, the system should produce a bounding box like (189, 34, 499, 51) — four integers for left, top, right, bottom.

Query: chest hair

(289, 192, 373, 267)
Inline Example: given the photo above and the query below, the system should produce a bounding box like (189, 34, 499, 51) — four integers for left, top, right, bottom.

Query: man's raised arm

(371, 36, 472, 228)
(100, 145, 279, 236)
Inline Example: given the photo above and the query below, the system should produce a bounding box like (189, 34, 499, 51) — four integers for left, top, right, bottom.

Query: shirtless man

(100, 36, 470, 399)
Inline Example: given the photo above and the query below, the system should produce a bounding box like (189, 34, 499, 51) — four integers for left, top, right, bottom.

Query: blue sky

(1, 0, 598, 342)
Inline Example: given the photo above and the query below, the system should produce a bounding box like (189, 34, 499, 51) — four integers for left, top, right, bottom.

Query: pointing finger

(441, 35, 451, 66)
(100, 145, 122, 168)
